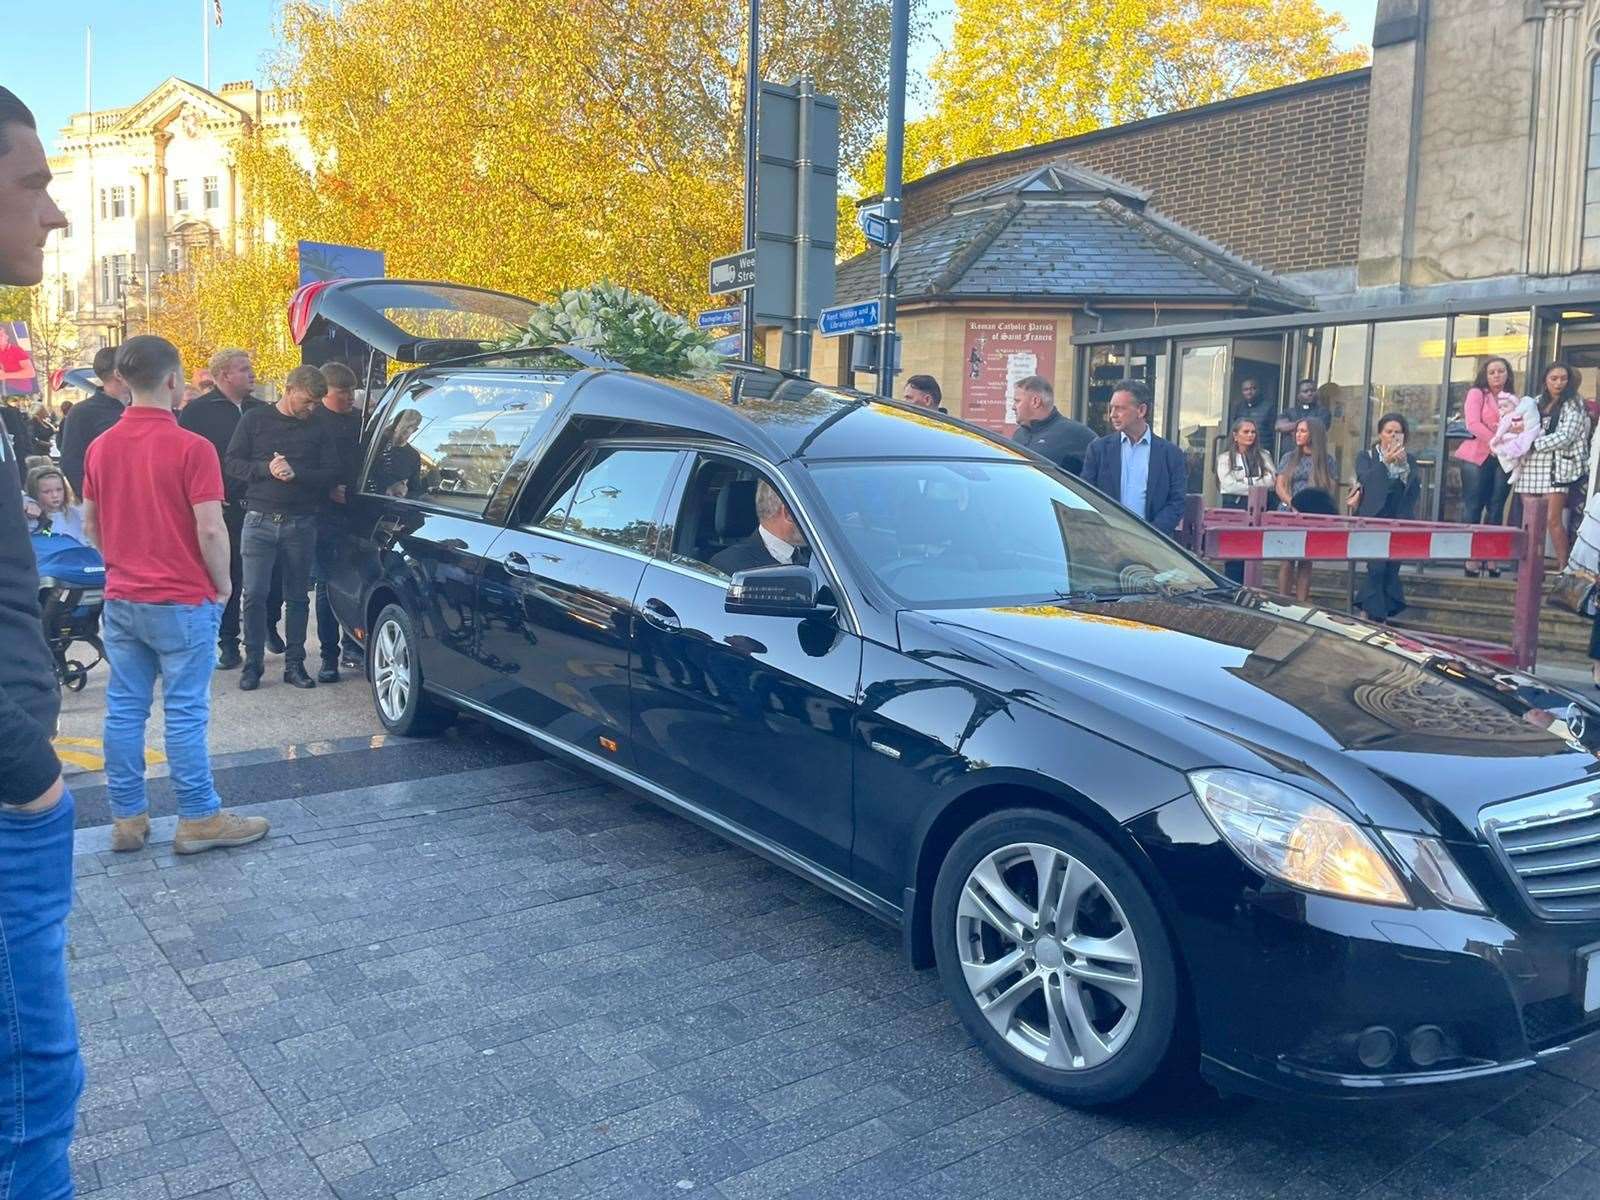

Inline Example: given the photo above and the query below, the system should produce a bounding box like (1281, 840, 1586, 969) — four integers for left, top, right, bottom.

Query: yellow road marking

(51, 736, 166, 773)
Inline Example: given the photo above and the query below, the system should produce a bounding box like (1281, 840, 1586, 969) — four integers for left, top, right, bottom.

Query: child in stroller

(26, 464, 104, 690)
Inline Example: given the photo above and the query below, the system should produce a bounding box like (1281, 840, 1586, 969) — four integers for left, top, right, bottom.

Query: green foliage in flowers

(500, 281, 723, 379)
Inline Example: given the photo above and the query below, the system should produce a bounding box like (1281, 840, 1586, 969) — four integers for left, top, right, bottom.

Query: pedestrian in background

(57, 344, 128, 495)
(81, 335, 269, 855)
(226, 364, 339, 691)
(1275, 417, 1339, 603)
(180, 349, 279, 668)
(1216, 417, 1274, 583)
(311, 362, 364, 681)
(28, 400, 56, 455)
(903, 374, 946, 413)
(24, 463, 85, 541)
(0, 83, 81, 1200)
(1231, 376, 1275, 441)
(1080, 378, 1189, 536)
(1350, 412, 1422, 621)
(1515, 362, 1590, 572)
(1275, 378, 1331, 440)
(1458, 357, 1516, 576)
(1011, 374, 1094, 476)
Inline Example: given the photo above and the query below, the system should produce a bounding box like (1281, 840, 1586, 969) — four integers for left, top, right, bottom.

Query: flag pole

(203, 0, 210, 89)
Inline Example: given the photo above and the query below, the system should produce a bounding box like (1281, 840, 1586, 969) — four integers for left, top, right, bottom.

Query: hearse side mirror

(725, 565, 837, 620)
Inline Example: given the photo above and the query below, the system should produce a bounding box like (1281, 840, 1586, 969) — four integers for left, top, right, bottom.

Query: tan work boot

(110, 813, 150, 852)
(174, 811, 270, 855)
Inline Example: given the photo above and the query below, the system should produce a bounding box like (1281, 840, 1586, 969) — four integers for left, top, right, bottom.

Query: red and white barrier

(1208, 525, 1520, 563)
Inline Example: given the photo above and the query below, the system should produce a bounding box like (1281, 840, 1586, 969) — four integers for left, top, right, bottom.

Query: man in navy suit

(1079, 379, 1188, 536)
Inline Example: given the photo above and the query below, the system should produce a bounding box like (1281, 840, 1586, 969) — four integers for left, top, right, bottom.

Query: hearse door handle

(642, 598, 681, 633)
(502, 551, 535, 577)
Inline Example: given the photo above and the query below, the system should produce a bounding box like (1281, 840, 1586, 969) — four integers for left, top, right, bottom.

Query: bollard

(1511, 495, 1546, 670)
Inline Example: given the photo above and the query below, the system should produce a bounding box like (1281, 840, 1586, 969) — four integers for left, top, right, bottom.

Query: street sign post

(818, 299, 881, 337)
(709, 250, 757, 296)
(697, 305, 744, 329)
(753, 78, 839, 375)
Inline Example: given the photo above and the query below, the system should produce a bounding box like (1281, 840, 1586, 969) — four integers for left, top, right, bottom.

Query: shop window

(1370, 318, 1448, 520)
(1300, 324, 1369, 487)
(1174, 341, 1229, 501)
(1584, 59, 1600, 270)
(1083, 344, 1127, 435)
(1126, 339, 1167, 439)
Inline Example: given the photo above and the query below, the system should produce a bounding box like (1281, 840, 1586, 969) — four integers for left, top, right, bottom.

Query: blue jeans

(0, 789, 82, 1200)
(102, 600, 224, 821)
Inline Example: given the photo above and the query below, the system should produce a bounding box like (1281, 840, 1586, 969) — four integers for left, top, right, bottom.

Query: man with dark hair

(181, 348, 269, 668)
(81, 335, 268, 856)
(903, 374, 946, 413)
(1231, 376, 1276, 439)
(311, 362, 363, 680)
(58, 344, 130, 494)
(1276, 377, 1331, 436)
(1009, 374, 1094, 476)
(0, 84, 81, 1200)
(1080, 378, 1189, 536)
(226, 365, 340, 690)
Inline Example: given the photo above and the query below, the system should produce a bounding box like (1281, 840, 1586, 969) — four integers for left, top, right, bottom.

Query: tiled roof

(835, 162, 1309, 310)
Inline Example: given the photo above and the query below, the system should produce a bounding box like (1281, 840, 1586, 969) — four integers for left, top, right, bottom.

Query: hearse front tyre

(368, 603, 453, 737)
(932, 808, 1181, 1106)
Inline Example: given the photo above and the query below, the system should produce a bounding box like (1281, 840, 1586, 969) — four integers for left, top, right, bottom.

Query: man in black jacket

(310, 362, 364, 681)
(0, 85, 81, 1199)
(226, 365, 339, 690)
(57, 344, 129, 494)
(710, 479, 809, 575)
(180, 348, 273, 668)
(1009, 375, 1094, 476)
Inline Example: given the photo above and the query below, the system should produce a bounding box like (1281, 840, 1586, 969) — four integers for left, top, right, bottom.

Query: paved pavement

(65, 752, 1600, 1200)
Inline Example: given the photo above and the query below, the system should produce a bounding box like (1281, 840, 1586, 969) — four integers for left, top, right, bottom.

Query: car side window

(363, 376, 555, 515)
(527, 454, 588, 532)
(668, 454, 782, 580)
(542, 448, 679, 554)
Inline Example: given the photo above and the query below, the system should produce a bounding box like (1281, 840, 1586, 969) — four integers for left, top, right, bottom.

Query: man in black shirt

(58, 345, 129, 494)
(0, 85, 80, 1197)
(310, 362, 364, 681)
(180, 348, 274, 668)
(225, 365, 339, 690)
(1010, 374, 1094, 475)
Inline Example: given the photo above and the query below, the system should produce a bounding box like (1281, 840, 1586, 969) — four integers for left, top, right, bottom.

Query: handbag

(1548, 565, 1599, 616)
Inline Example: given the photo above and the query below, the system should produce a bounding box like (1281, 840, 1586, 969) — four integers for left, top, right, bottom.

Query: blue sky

(14, 0, 1379, 154)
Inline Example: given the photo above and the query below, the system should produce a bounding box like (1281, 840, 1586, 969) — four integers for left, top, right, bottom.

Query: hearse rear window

(365, 377, 556, 515)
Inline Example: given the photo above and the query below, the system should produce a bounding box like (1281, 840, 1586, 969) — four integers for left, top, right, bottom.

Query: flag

(212, 0, 222, 27)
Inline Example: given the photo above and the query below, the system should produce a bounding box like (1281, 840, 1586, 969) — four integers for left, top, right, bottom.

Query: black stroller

(31, 529, 106, 691)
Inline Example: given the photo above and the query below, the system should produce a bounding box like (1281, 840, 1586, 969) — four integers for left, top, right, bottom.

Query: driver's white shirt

(758, 524, 796, 565)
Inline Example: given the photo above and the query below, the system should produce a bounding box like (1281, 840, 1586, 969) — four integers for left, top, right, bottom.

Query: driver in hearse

(710, 479, 809, 575)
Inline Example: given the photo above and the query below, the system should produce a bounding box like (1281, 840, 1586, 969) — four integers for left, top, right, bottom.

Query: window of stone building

(1370, 318, 1448, 519)
(173, 178, 189, 212)
(108, 186, 126, 219)
(203, 176, 220, 209)
(100, 254, 130, 302)
(1584, 58, 1600, 269)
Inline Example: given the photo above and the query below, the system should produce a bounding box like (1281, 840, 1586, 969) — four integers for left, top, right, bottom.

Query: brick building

(827, 0, 1600, 526)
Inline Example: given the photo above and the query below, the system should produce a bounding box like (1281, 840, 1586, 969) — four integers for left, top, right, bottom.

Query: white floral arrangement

(499, 281, 723, 379)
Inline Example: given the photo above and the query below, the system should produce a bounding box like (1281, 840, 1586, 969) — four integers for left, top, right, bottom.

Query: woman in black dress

(1351, 412, 1422, 622)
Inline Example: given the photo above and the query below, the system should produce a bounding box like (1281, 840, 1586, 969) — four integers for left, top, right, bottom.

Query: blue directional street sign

(818, 299, 881, 337)
(697, 306, 743, 330)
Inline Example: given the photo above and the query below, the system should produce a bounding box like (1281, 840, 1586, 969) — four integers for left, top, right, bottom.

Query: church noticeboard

(961, 319, 1056, 434)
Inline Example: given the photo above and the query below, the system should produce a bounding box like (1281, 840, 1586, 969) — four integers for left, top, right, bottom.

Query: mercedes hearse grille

(1482, 783, 1600, 918)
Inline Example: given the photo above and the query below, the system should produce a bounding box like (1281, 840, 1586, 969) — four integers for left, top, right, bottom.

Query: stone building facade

(40, 77, 309, 355)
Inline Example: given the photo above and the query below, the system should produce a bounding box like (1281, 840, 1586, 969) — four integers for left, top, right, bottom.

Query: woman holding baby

(1513, 362, 1591, 573)
(1456, 357, 1516, 576)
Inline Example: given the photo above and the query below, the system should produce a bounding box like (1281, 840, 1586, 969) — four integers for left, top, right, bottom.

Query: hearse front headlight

(1189, 768, 1410, 907)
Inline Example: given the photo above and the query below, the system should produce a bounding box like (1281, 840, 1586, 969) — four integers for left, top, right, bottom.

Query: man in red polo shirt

(81, 335, 270, 855)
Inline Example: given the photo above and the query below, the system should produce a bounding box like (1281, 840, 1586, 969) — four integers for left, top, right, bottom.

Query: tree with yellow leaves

(839, 0, 1368, 254)
(223, 0, 926, 330)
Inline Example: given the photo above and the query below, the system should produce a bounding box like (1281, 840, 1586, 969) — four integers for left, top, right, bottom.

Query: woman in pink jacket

(1456, 356, 1515, 576)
